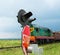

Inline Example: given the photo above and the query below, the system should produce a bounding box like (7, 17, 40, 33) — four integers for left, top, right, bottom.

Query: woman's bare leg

(27, 53, 29, 55)
(22, 46, 28, 55)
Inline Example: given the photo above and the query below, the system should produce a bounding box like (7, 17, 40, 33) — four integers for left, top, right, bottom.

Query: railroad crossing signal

(17, 9, 36, 27)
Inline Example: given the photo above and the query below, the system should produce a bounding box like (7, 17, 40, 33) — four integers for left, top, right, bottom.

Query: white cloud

(0, 0, 60, 17)
(45, 0, 55, 8)
(0, 17, 17, 28)
(0, 32, 21, 39)
(0, 0, 14, 6)
(45, 0, 60, 9)
(0, 17, 21, 39)
(0, 0, 60, 39)
(41, 18, 60, 23)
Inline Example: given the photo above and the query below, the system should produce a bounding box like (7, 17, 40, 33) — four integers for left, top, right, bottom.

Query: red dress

(22, 25, 30, 49)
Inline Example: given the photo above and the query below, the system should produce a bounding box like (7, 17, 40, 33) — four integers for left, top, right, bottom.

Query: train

(29, 24, 60, 44)
(17, 9, 60, 44)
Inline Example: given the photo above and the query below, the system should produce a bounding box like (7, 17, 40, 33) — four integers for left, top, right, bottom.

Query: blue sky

(0, 0, 60, 39)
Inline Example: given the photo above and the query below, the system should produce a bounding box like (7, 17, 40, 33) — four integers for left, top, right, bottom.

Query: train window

(47, 29, 51, 32)
(35, 28, 39, 32)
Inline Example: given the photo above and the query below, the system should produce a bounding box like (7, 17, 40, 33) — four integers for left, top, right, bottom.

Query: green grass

(0, 40, 60, 55)
(0, 40, 21, 47)
(0, 40, 23, 55)
(42, 43, 60, 55)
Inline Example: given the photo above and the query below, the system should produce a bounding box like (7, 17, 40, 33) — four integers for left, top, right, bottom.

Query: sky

(0, 0, 60, 39)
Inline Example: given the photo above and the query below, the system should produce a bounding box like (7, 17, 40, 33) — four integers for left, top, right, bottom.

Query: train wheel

(49, 39, 54, 43)
(46, 39, 50, 43)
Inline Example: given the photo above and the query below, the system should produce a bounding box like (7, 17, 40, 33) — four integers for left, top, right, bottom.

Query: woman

(22, 25, 30, 55)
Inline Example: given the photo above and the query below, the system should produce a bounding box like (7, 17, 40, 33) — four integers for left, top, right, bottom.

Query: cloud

(0, 0, 14, 6)
(0, 0, 60, 17)
(0, 17, 16, 31)
(0, 17, 21, 32)
(45, 0, 57, 9)
(33, 17, 60, 24)
(0, 16, 22, 39)
(33, 18, 60, 31)
(0, 32, 21, 39)
(0, 0, 60, 39)
(0, 17, 15, 27)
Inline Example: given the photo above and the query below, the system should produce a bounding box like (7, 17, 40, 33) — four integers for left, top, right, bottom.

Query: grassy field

(41, 43, 60, 55)
(0, 40, 60, 55)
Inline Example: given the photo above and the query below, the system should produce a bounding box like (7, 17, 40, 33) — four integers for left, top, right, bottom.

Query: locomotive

(17, 9, 60, 44)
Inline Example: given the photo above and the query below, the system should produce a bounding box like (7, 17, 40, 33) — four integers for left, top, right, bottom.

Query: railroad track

(0, 46, 22, 50)
(0, 41, 60, 50)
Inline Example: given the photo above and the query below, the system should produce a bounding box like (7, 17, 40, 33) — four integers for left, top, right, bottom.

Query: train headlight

(30, 27, 34, 32)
